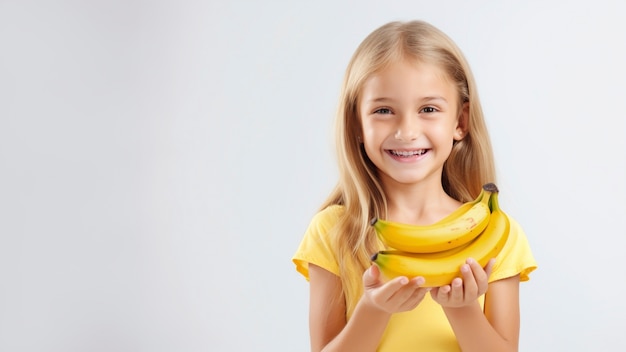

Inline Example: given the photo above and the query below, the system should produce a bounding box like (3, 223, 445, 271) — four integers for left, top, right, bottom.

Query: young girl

(292, 20, 537, 351)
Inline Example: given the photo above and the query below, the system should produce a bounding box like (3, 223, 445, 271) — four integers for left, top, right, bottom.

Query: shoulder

(292, 205, 346, 280)
(504, 214, 530, 247)
(490, 213, 538, 282)
(309, 204, 345, 231)
(303, 204, 346, 245)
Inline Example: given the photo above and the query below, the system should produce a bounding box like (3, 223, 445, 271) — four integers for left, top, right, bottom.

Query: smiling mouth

(388, 149, 428, 157)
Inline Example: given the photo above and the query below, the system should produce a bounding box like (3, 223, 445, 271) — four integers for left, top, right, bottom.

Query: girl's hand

(430, 258, 495, 308)
(361, 264, 431, 314)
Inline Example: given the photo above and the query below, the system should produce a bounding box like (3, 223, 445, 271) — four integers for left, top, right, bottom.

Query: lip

(385, 148, 430, 162)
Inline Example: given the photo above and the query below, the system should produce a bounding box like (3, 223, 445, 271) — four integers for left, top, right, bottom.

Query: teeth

(391, 150, 426, 156)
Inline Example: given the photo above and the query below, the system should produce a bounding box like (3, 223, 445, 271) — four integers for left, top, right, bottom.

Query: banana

(371, 186, 492, 253)
(370, 184, 510, 287)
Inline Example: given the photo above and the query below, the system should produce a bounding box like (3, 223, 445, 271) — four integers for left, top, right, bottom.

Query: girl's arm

(433, 258, 521, 352)
(308, 263, 430, 352)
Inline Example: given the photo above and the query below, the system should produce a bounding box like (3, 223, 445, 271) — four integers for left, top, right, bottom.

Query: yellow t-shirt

(292, 204, 537, 351)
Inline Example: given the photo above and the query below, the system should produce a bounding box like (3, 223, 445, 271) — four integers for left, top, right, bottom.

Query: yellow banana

(371, 186, 492, 253)
(371, 184, 510, 287)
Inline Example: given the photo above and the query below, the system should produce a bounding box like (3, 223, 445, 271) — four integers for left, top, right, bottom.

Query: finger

(409, 276, 426, 287)
(411, 285, 432, 302)
(387, 277, 422, 303)
(378, 275, 410, 302)
(399, 286, 432, 310)
(450, 277, 464, 303)
(484, 258, 496, 277)
(434, 284, 451, 302)
(481, 258, 496, 293)
(461, 262, 478, 299)
(362, 265, 381, 289)
(469, 258, 492, 294)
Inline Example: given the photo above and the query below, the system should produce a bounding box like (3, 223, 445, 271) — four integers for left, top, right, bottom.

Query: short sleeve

(490, 214, 537, 283)
(292, 205, 345, 281)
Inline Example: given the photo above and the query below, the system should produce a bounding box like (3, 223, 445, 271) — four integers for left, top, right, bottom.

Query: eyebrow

(365, 96, 449, 104)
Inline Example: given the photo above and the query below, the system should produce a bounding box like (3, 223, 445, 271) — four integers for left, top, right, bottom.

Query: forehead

(360, 59, 456, 102)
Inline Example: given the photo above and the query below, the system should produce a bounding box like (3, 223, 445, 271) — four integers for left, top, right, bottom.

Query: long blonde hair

(319, 20, 496, 318)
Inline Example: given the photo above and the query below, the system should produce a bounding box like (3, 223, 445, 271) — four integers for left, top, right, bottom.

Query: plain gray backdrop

(1, 0, 625, 351)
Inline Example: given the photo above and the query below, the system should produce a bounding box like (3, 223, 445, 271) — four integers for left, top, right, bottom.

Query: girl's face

(358, 59, 467, 188)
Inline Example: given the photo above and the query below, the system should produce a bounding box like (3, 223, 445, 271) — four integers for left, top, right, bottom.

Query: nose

(394, 116, 419, 141)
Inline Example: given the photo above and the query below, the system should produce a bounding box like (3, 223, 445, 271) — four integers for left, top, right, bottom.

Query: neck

(382, 180, 460, 226)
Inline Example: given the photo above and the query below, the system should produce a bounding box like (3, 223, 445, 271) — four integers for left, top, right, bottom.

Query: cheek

(433, 121, 458, 139)
(360, 119, 377, 142)
(360, 128, 383, 159)
(361, 123, 388, 149)
(361, 132, 377, 155)
(361, 126, 375, 142)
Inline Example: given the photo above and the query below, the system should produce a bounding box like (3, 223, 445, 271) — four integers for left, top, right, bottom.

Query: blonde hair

(320, 20, 496, 318)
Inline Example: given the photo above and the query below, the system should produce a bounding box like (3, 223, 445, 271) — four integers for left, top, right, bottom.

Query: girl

(292, 20, 536, 351)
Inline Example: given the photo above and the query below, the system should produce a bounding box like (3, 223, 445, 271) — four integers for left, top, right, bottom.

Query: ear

(454, 102, 469, 141)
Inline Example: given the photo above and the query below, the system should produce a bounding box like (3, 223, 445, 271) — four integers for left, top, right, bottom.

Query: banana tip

(370, 218, 378, 226)
(370, 252, 378, 261)
(483, 183, 499, 193)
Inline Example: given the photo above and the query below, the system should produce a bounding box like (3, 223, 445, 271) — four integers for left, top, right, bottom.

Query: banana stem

(489, 190, 501, 212)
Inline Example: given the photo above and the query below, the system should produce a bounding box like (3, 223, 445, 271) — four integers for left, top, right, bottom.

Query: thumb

(363, 264, 381, 288)
(484, 258, 496, 277)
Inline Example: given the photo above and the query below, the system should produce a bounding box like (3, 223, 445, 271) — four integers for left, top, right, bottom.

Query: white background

(1, 1, 625, 351)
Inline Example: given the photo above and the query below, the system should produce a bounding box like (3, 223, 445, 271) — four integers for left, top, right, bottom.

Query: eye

(373, 107, 392, 115)
(421, 106, 437, 113)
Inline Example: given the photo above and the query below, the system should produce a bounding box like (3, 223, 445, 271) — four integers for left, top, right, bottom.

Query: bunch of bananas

(370, 183, 510, 287)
